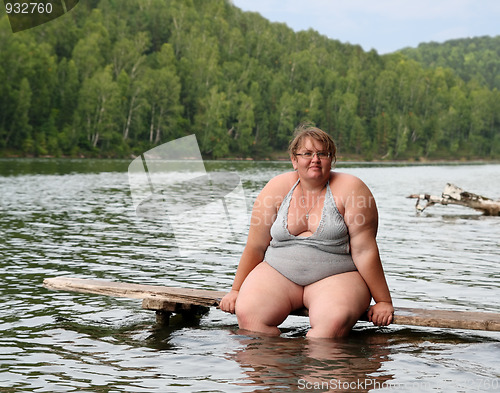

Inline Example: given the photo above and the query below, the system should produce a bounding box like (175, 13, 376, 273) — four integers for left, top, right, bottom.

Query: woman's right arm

(219, 175, 286, 314)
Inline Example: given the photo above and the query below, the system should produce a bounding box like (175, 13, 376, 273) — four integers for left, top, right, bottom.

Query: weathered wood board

(44, 276, 500, 332)
(44, 276, 225, 307)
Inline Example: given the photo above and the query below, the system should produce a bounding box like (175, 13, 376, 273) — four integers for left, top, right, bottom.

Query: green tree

(469, 86, 495, 157)
(9, 78, 33, 152)
(231, 92, 255, 156)
(142, 44, 183, 145)
(76, 66, 120, 150)
(56, 59, 80, 129)
(195, 86, 230, 158)
(71, 9, 110, 80)
(113, 32, 151, 143)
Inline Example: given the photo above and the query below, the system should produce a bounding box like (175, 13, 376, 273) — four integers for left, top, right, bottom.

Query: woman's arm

(342, 175, 394, 326)
(219, 174, 289, 314)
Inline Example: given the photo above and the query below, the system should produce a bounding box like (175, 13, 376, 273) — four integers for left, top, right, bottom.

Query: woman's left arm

(343, 176, 394, 326)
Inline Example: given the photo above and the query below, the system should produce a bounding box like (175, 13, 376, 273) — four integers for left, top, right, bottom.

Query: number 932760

(5, 2, 53, 14)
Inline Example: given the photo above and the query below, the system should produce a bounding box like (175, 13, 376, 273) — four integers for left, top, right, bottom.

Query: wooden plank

(43, 276, 500, 331)
(142, 295, 210, 314)
(391, 308, 500, 331)
(44, 276, 225, 307)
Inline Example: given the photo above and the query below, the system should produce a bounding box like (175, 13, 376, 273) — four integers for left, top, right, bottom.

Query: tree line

(400, 36, 500, 91)
(1, 0, 499, 160)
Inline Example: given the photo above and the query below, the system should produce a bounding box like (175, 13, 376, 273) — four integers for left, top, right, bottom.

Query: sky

(231, 0, 500, 54)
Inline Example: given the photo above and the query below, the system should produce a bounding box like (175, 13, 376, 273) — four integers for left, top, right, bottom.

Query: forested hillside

(400, 36, 500, 91)
(1, 0, 499, 160)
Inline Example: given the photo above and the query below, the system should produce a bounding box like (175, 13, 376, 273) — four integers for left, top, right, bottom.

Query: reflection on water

(0, 159, 499, 392)
(225, 324, 500, 392)
(230, 328, 393, 392)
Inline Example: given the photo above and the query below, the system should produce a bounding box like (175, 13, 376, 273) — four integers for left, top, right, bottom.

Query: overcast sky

(232, 0, 500, 54)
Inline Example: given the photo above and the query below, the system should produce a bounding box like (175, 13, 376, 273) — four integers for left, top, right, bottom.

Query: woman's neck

(298, 176, 329, 193)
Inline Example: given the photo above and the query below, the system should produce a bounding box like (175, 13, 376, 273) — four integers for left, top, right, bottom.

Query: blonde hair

(288, 124, 337, 164)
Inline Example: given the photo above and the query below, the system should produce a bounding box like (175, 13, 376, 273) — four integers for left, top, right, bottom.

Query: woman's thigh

(303, 271, 371, 326)
(236, 262, 304, 327)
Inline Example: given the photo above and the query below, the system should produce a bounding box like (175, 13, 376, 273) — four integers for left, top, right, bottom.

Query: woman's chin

(308, 167, 324, 176)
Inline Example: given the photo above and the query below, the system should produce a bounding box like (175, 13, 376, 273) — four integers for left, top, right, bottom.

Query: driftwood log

(44, 276, 500, 331)
(408, 183, 500, 215)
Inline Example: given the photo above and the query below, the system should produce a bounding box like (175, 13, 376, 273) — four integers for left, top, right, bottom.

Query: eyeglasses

(295, 151, 331, 160)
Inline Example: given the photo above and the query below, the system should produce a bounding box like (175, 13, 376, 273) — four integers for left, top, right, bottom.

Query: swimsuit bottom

(264, 244, 357, 286)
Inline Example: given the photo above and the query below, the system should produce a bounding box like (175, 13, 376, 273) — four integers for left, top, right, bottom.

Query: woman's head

(288, 124, 337, 165)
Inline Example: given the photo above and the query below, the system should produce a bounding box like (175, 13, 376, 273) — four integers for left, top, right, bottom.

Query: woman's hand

(219, 289, 239, 314)
(367, 301, 394, 326)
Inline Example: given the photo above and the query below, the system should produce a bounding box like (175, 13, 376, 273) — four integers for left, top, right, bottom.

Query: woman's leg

(303, 271, 371, 338)
(236, 262, 304, 335)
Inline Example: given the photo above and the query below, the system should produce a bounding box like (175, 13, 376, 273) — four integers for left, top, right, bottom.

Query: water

(1, 158, 499, 392)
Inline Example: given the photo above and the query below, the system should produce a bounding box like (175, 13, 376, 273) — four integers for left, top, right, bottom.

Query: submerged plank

(44, 276, 500, 332)
(44, 276, 226, 307)
(391, 308, 500, 331)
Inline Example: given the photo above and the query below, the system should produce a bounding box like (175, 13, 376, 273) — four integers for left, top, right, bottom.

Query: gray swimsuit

(264, 179, 357, 286)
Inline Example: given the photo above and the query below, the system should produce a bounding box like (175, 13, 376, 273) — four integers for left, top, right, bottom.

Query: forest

(400, 36, 500, 91)
(1, 0, 499, 160)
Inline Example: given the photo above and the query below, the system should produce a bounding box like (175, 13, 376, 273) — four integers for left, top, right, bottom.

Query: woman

(220, 125, 394, 338)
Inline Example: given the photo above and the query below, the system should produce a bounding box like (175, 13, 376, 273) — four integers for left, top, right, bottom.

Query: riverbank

(1, 154, 499, 168)
(2, 149, 500, 165)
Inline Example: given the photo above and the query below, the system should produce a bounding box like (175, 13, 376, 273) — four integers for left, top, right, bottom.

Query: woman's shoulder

(331, 171, 367, 186)
(330, 171, 373, 197)
(268, 171, 298, 185)
(260, 171, 298, 197)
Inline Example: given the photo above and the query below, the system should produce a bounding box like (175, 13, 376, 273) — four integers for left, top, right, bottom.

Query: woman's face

(291, 137, 332, 181)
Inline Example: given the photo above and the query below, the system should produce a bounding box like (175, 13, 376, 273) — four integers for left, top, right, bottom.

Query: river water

(1, 158, 499, 392)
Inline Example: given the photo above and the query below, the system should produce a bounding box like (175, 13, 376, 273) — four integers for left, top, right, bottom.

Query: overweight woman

(220, 125, 394, 338)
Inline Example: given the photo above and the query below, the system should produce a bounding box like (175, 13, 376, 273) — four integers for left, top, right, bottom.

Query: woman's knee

(308, 307, 361, 338)
(235, 297, 285, 335)
(236, 263, 303, 325)
(235, 291, 291, 328)
(234, 296, 257, 327)
(235, 290, 299, 334)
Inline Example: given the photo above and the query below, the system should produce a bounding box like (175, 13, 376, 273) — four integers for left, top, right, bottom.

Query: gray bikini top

(268, 178, 351, 255)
